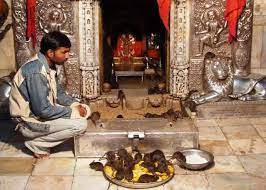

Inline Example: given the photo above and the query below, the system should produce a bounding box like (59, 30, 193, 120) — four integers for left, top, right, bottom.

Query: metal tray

(103, 164, 175, 189)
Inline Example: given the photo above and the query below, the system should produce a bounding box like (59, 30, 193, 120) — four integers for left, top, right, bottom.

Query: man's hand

(76, 105, 87, 117)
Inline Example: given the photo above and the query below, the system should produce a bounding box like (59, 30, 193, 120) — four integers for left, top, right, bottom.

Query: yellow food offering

(104, 165, 116, 178)
(104, 160, 174, 183)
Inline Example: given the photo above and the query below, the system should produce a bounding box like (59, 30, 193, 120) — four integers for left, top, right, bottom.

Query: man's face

(49, 47, 70, 65)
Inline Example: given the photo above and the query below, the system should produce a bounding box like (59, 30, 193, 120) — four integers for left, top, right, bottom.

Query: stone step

(74, 118, 198, 157)
(196, 100, 266, 119)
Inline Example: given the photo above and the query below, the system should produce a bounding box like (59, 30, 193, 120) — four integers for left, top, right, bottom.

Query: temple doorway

(100, 0, 168, 94)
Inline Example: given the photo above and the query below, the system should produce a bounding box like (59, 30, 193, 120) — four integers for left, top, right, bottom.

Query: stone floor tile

(220, 125, 259, 140)
(228, 138, 266, 155)
(249, 117, 266, 125)
(0, 158, 34, 175)
(238, 154, 266, 178)
(198, 126, 226, 140)
(50, 140, 74, 158)
(74, 158, 105, 176)
(25, 176, 72, 190)
(206, 173, 251, 190)
(199, 140, 233, 156)
(173, 164, 206, 175)
(206, 156, 245, 174)
(32, 158, 75, 176)
(193, 119, 218, 128)
(163, 174, 209, 190)
(0, 175, 29, 190)
(216, 118, 251, 127)
(0, 143, 32, 157)
(72, 176, 110, 190)
(250, 176, 266, 190)
(252, 124, 266, 138)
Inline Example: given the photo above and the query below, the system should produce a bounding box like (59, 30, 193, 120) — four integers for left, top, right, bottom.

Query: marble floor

(0, 117, 266, 190)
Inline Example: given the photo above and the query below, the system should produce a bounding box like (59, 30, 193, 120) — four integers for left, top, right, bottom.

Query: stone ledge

(74, 118, 198, 157)
(196, 100, 266, 119)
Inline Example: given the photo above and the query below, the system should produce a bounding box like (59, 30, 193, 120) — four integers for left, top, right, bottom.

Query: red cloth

(26, 0, 37, 48)
(147, 49, 159, 59)
(133, 41, 142, 57)
(157, 0, 170, 32)
(225, 0, 246, 43)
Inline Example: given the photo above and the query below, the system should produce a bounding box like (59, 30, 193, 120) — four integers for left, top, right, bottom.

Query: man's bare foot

(34, 152, 50, 159)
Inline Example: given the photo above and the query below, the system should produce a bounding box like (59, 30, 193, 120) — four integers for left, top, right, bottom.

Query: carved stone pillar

(169, 0, 190, 98)
(233, 0, 253, 77)
(12, 0, 30, 67)
(78, 0, 100, 99)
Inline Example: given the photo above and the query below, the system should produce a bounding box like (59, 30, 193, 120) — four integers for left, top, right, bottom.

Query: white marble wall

(0, 0, 265, 77)
(251, 0, 266, 74)
(0, 0, 15, 77)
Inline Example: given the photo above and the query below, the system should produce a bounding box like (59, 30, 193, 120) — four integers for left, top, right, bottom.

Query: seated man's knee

(72, 118, 87, 135)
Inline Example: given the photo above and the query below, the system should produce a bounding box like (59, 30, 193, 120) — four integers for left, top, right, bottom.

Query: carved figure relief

(195, 9, 227, 56)
(37, 0, 73, 35)
(192, 0, 230, 57)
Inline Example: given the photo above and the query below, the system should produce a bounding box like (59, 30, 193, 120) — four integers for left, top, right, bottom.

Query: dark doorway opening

(100, 0, 167, 93)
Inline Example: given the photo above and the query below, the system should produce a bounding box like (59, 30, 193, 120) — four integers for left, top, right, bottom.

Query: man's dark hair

(40, 31, 71, 54)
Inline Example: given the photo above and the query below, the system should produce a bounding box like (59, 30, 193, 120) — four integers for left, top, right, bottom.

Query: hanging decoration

(157, 0, 170, 32)
(26, 0, 36, 47)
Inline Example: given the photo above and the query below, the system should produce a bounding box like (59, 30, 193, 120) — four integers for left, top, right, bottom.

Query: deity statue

(189, 52, 266, 106)
(195, 9, 227, 56)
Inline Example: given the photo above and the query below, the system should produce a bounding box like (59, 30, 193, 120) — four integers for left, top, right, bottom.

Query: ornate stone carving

(11, 0, 27, 42)
(37, 0, 73, 35)
(188, 58, 204, 92)
(63, 57, 82, 98)
(237, 0, 253, 42)
(16, 38, 36, 67)
(12, 0, 28, 67)
(79, 0, 100, 99)
(170, 0, 190, 97)
(233, 0, 253, 77)
(191, 0, 230, 57)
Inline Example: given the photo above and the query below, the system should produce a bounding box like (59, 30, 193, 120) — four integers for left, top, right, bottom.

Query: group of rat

(90, 148, 186, 183)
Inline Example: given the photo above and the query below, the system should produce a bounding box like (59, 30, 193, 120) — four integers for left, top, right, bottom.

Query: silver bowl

(179, 149, 214, 170)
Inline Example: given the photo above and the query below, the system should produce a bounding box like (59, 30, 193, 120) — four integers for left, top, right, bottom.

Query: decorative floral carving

(37, 0, 73, 35)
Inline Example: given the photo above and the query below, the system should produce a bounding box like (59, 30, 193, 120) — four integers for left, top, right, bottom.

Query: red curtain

(225, 0, 246, 43)
(26, 0, 36, 47)
(157, 0, 170, 32)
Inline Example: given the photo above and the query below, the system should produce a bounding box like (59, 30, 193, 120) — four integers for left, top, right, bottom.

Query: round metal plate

(103, 164, 175, 189)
